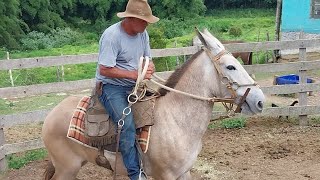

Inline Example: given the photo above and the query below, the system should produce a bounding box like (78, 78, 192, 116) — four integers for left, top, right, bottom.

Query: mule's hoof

(96, 155, 112, 169)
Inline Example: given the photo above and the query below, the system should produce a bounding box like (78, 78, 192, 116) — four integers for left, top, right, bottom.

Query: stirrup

(138, 169, 148, 180)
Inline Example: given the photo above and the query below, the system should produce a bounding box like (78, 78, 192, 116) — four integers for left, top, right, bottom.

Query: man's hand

(144, 61, 155, 80)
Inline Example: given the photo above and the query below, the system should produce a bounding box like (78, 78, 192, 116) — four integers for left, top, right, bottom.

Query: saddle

(67, 82, 159, 154)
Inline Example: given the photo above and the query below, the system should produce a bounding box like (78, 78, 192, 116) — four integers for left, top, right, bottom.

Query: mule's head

(196, 28, 265, 115)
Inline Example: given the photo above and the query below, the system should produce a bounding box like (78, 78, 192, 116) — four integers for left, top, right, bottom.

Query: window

(311, 0, 320, 18)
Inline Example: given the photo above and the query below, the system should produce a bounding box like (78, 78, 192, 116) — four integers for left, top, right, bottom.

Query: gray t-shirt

(95, 21, 151, 86)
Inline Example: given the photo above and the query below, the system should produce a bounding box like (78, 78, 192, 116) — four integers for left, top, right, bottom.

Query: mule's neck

(157, 52, 220, 136)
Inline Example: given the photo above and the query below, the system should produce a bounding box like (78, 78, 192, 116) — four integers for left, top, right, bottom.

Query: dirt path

(202, 117, 320, 180)
(2, 116, 320, 180)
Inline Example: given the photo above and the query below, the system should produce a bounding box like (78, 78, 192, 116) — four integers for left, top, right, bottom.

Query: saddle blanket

(67, 96, 151, 153)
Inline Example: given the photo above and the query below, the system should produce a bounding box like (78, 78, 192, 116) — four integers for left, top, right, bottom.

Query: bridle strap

(203, 48, 226, 78)
(203, 47, 238, 98)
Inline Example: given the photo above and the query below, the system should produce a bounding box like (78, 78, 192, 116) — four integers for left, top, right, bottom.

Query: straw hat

(117, 0, 159, 23)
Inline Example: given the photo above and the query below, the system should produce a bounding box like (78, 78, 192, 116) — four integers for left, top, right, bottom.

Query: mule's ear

(195, 27, 224, 55)
(195, 27, 209, 48)
(203, 28, 225, 50)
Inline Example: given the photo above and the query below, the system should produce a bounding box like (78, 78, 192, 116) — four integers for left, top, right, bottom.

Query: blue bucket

(276, 74, 313, 85)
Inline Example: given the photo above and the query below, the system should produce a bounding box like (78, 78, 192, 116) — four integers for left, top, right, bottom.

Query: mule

(42, 29, 265, 180)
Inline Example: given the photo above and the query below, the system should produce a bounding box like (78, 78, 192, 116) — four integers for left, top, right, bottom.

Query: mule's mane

(158, 49, 204, 96)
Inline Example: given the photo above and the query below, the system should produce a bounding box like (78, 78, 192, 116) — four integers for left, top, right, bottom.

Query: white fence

(0, 38, 320, 171)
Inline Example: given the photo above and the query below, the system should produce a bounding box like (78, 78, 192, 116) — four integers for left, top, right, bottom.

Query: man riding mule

(42, 18, 265, 180)
(95, 0, 159, 179)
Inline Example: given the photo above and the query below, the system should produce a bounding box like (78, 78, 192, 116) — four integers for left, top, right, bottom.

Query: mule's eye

(226, 65, 236, 70)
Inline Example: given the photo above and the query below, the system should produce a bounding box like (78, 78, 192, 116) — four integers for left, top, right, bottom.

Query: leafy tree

(72, 0, 126, 32)
(150, 0, 206, 19)
(20, 0, 68, 32)
(0, 0, 26, 49)
(204, 0, 276, 10)
(50, 0, 76, 17)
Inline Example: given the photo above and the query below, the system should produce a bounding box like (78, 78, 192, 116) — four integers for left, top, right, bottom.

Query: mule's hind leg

(46, 141, 85, 180)
(50, 158, 83, 180)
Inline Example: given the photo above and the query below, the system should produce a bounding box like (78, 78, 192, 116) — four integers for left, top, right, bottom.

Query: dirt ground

(1, 57, 320, 180)
(2, 115, 320, 180)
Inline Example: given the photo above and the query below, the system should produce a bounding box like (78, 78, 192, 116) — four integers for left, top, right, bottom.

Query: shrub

(155, 18, 188, 39)
(229, 26, 242, 37)
(0, 49, 6, 59)
(148, 27, 166, 49)
(50, 28, 81, 48)
(20, 31, 53, 50)
(20, 28, 81, 50)
(153, 57, 178, 72)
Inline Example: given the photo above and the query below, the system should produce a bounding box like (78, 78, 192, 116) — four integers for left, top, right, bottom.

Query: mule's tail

(44, 160, 55, 180)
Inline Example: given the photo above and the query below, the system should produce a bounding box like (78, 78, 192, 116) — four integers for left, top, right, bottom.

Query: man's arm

(99, 61, 155, 80)
(99, 65, 138, 80)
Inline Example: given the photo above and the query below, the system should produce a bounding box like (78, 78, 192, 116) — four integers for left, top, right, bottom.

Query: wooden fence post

(298, 37, 308, 126)
(7, 52, 14, 87)
(60, 53, 65, 82)
(0, 127, 7, 172)
(61, 65, 65, 82)
(266, 32, 270, 62)
(274, 0, 282, 62)
(174, 40, 179, 66)
(56, 66, 61, 82)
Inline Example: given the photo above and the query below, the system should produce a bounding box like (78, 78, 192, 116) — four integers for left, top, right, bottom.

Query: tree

(150, 0, 206, 19)
(204, 0, 277, 9)
(0, 0, 26, 49)
(20, 0, 69, 32)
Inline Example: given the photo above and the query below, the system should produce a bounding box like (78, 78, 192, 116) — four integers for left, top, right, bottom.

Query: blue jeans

(99, 84, 140, 180)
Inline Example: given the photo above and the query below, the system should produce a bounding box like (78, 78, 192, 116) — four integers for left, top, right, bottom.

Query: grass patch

(7, 149, 47, 169)
(0, 62, 96, 88)
(221, 117, 247, 129)
(6, 43, 98, 60)
(309, 116, 320, 126)
(209, 116, 247, 129)
(0, 94, 67, 115)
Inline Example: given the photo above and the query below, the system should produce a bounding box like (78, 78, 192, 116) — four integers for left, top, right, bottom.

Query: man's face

(131, 17, 148, 33)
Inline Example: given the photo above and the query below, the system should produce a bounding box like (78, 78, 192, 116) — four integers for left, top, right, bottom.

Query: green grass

(7, 149, 47, 169)
(206, 8, 275, 18)
(221, 117, 247, 129)
(0, 62, 96, 88)
(3, 43, 98, 60)
(209, 116, 247, 129)
(0, 94, 67, 115)
(309, 116, 320, 126)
